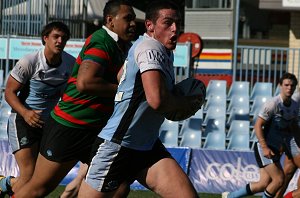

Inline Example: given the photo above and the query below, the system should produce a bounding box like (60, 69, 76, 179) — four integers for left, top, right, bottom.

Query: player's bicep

(255, 116, 266, 128)
(141, 70, 167, 110)
(6, 76, 24, 93)
(77, 60, 104, 84)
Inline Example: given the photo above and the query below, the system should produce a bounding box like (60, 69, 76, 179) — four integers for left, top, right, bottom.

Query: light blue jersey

(10, 48, 75, 120)
(99, 34, 175, 150)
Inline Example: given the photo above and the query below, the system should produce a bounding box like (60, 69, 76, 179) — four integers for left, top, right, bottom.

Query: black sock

(246, 183, 253, 195)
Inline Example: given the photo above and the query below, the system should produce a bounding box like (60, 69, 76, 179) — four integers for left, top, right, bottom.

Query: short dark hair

(279, 72, 298, 86)
(145, 0, 180, 23)
(103, 0, 132, 25)
(41, 21, 70, 45)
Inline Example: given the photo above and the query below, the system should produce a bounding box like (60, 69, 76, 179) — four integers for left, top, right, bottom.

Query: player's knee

(18, 174, 32, 183)
(272, 175, 285, 189)
(29, 182, 58, 197)
(114, 184, 130, 198)
(284, 164, 296, 176)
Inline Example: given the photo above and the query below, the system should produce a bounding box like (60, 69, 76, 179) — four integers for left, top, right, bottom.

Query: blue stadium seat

(179, 117, 202, 136)
(227, 81, 249, 100)
(159, 119, 179, 147)
(3, 70, 11, 88)
(227, 133, 250, 151)
(203, 132, 226, 150)
(226, 107, 249, 128)
(191, 108, 203, 119)
(0, 93, 10, 140)
(202, 118, 226, 138)
(250, 96, 271, 116)
(250, 82, 273, 101)
(250, 113, 259, 129)
(226, 95, 249, 115)
(179, 131, 202, 148)
(204, 94, 227, 113)
(250, 128, 257, 141)
(0, 94, 11, 120)
(202, 106, 226, 126)
(160, 119, 179, 132)
(0, 69, 4, 88)
(226, 120, 250, 139)
(274, 83, 280, 96)
(205, 80, 227, 100)
(250, 129, 258, 150)
(159, 130, 178, 147)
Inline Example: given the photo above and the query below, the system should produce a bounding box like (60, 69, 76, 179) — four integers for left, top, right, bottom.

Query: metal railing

(234, 45, 300, 91)
(185, 0, 232, 9)
(1, 0, 87, 38)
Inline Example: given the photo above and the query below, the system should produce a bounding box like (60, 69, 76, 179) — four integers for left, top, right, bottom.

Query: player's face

(281, 79, 296, 97)
(43, 29, 68, 55)
(151, 9, 180, 50)
(112, 5, 136, 42)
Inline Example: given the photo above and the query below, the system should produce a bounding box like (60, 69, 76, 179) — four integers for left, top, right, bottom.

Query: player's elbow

(147, 96, 164, 111)
(76, 79, 88, 93)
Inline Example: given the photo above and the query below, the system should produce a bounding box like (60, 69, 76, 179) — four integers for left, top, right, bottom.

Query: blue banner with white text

(189, 149, 299, 194)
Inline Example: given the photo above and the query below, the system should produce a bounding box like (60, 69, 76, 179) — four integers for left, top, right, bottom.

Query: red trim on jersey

(284, 192, 293, 198)
(75, 56, 82, 65)
(84, 35, 92, 46)
(84, 48, 110, 60)
(67, 77, 77, 84)
(61, 94, 113, 113)
(54, 105, 90, 125)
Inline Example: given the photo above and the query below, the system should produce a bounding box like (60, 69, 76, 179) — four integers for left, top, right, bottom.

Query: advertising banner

(0, 140, 19, 177)
(63, 41, 84, 58)
(189, 149, 299, 194)
(0, 38, 7, 59)
(8, 38, 84, 60)
(4, 37, 187, 67)
(173, 43, 191, 67)
(283, 0, 300, 7)
(189, 149, 259, 194)
(9, 38, 43, 59)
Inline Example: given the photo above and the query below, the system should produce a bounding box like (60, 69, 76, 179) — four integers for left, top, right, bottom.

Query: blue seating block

(203, 132, 226, 150)
(250, 82, 273, 101)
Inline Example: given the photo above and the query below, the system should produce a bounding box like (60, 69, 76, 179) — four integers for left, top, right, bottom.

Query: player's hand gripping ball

(164, 78, 206, 121)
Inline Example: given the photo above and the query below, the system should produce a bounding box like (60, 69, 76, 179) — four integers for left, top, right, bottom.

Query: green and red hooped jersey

(51, 28, 127, 129)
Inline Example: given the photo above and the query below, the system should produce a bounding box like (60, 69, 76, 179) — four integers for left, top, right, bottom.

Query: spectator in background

(78, 1, 203, 197)
(13, 0, 136, 197)
(0, 21, 75, 197)
(223, 73, 300, 198)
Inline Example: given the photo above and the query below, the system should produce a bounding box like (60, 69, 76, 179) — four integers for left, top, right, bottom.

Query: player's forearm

(154, 91, 194, 114)
(255, 127, 267, 148)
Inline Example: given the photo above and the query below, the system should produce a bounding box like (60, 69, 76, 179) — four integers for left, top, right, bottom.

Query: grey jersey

(259, 95, 299, 149)
(10, 48, 75, 120)
(99, 34, 175, 150)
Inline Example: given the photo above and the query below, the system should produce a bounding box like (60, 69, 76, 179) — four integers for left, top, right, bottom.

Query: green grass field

(44, 186, 260, 198)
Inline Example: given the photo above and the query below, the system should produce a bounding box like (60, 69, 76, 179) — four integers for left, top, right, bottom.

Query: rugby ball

(164, 78, 206, 121)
